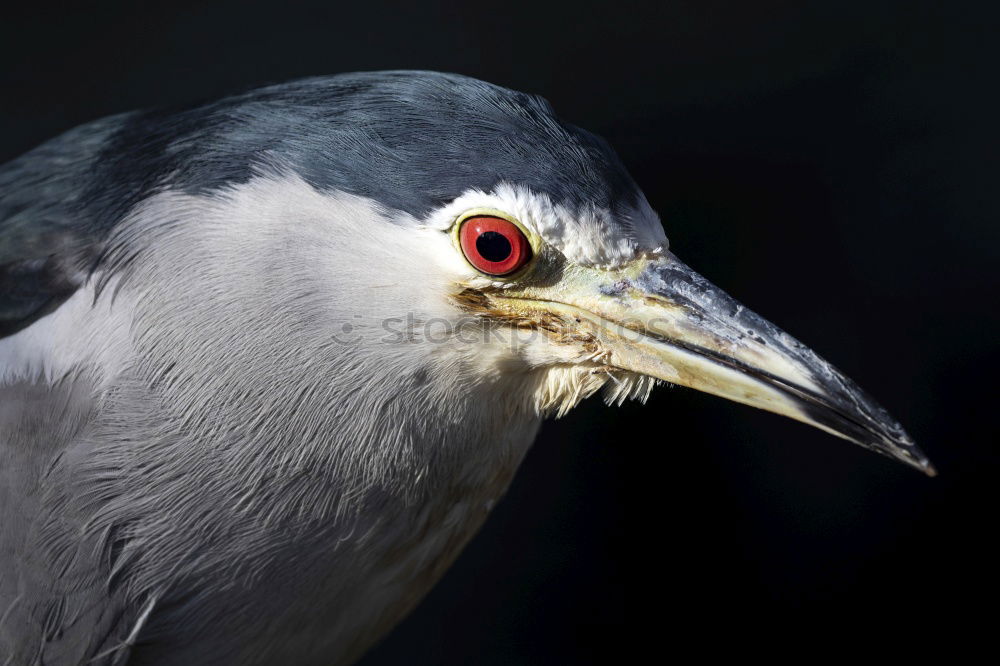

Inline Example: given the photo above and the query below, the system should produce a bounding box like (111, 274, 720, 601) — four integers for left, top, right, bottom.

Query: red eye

(459, 216, 532, 276)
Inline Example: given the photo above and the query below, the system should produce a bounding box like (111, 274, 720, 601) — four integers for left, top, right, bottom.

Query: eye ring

(457, 215, 533, 277)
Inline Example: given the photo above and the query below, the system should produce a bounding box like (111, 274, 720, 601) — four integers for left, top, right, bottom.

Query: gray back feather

(0, 115, 127, 336)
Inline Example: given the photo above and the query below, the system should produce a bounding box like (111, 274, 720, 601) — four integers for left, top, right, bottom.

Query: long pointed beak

(485, 252, 934, 475)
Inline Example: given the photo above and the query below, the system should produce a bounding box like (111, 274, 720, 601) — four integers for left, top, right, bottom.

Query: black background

(2, 1, 997, 662)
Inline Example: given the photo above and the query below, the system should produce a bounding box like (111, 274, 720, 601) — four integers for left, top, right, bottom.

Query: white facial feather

(0, 277, 133, 387)
(2, 173, 663, 417)
(424, 181, 667, 268)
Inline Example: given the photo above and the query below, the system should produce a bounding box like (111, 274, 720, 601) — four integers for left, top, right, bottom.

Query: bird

(0, 70, 934, 665)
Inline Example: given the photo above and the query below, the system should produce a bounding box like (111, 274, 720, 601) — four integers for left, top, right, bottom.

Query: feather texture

(0, 72, 657, 664)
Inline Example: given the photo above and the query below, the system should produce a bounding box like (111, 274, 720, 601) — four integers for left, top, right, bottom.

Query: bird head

(100, 71, 932, 479)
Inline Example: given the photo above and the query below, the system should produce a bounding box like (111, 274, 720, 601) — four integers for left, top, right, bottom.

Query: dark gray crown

(0, 71, 643, 335)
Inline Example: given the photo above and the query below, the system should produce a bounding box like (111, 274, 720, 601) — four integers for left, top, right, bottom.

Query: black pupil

(476, 231, 513, 262)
